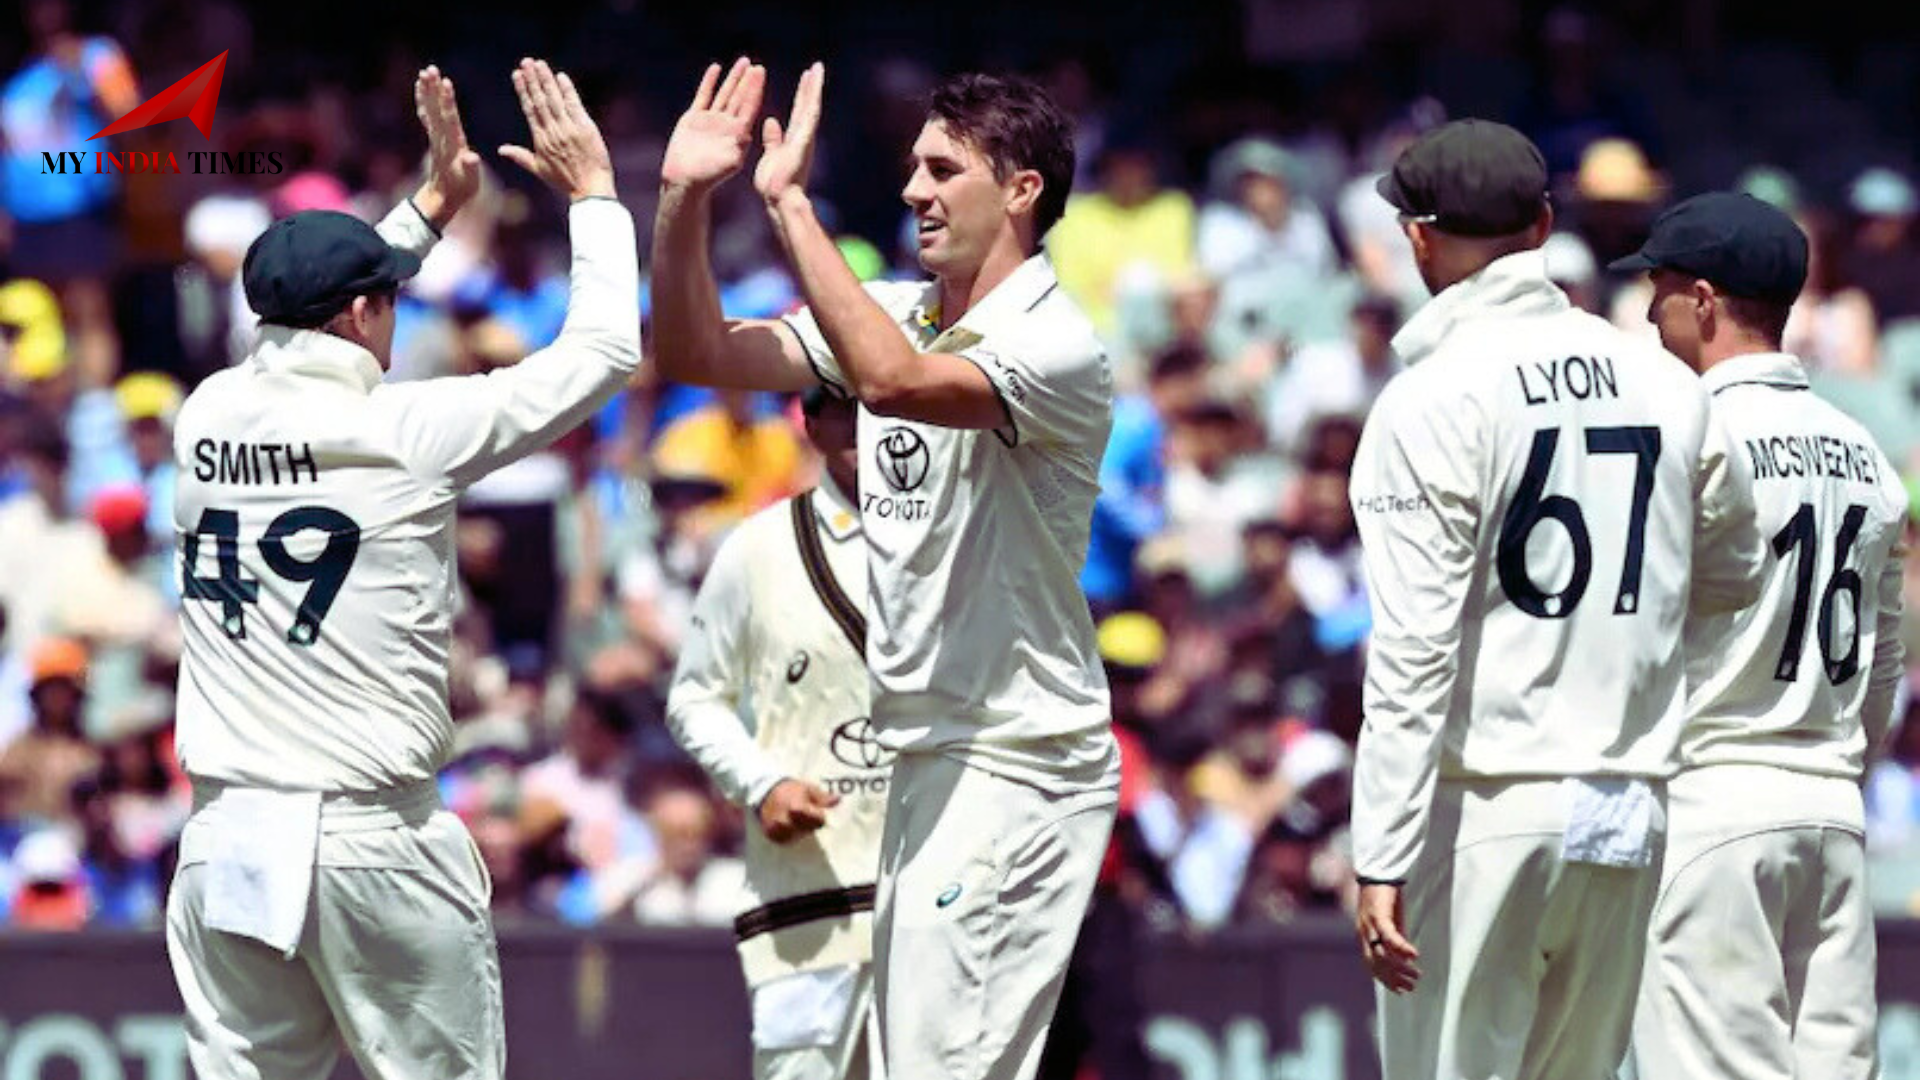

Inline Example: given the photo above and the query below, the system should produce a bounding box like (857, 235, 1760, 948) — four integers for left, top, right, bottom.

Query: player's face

(902, 121, 1015, 278)
(1646, 269, 1705, 368)
(804, 398, 860, 497)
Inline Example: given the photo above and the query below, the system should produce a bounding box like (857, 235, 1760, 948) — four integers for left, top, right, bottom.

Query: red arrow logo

(88, 50, 227, 141)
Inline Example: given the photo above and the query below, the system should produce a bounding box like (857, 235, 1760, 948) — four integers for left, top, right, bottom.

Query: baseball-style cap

(243, 210, 422, 328)
(1376, 119, 1549, 237)
(1608, 192, 1808, 305)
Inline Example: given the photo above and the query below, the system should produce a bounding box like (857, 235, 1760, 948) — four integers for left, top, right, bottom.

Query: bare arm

(756, 64, 1008, 427)
(651, 59, 817, 392)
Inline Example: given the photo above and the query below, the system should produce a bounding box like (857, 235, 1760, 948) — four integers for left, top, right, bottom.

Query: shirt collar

(1390, 250, 1570, 366)
(247, 325, 384, 394)
(1698, 351, 1809, 395)
(812, 474, 862, 542)
(911, 252, 1059, 347)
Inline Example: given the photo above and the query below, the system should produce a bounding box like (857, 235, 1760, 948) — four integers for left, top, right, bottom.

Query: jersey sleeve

(779, 281, 924, 395)
(379, 199, 640, 489)
(374, 197, 440, 263)
(1347, 380, 1483, 883)
(954, 322, 1111, 451)
(1689, 401, 1767, 616)
(665, 526, 786, 808)
(1864, 511, 1909, 761)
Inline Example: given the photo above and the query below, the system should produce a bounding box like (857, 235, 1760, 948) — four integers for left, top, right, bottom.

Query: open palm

(754, 63, 824, 204)
(661, 58, 765, 190)
(415, 65, 481, 215)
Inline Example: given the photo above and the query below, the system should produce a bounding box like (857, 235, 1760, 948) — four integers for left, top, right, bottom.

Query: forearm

(767, 190, 918, 402)
(651, 184, 731, 383)
(666, 695, 786, 808)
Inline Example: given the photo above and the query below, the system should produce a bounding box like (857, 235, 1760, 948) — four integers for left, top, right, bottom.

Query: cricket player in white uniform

(1613, 192, 1906, 1080)
(669, 388, 887, 1080)
(165, 61, 637, 1080)
(1348, 120, 1767, 1080)
(650, 60, 1117, 1080)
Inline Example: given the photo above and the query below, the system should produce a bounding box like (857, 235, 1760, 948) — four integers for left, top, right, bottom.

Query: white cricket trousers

(752, 964, 883, 1080)
(165, 781, 504, 1080)
(1378, 777, 1664, 1080)
(873, 752, 1117, 1080)
(1630, 763, 1876, 1080)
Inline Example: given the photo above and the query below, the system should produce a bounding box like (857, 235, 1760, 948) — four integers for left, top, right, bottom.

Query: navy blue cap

(1376, 119, 1549, 237)
(242, 210, 422, 328)
(1609, 192, 1808, 304)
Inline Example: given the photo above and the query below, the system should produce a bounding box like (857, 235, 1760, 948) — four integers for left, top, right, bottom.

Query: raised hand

(412, 66, 481, 228)
(661, 58, 765, 192)
(498, 58, 616, 201)
(754, 62, 824, 206)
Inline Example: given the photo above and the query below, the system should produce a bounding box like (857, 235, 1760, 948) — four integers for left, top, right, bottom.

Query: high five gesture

(662, 57, 767, 192)
(754, 62, 824, 206)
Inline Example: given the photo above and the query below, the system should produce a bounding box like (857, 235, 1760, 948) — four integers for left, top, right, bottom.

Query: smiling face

(901, 119, 1039, 280)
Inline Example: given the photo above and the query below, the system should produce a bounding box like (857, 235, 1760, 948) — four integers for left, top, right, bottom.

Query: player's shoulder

(173, 365, 250, 435)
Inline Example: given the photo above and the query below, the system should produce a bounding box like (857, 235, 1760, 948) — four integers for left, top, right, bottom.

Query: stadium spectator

(1787, 208, 1878, 375)
(1846, 167, 1920, 325)
(1197, 137, 1337, 287)
(621, 767, 744, 927)
(112, 372, 181, 555)
(1263, 293, 1399, 454)
(1164, 399, 1277, 597)
(518, 687, 649, 917)
(0, 637, 97, 826)
(647, 389, 803, 528)
(7, 826, 89, 930)
(1049, 136, 1198, 340)
(0, 0, 140, 380)
(1083, 343, 1204, 613)
(176, 194, 271, 378)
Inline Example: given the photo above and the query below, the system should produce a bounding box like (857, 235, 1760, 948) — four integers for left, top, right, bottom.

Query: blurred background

(6, 0, 1920, 1077)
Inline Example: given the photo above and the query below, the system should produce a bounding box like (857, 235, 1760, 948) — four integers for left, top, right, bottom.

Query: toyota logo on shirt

(829, 717, 895, 771)
(875, 426, 931, 493)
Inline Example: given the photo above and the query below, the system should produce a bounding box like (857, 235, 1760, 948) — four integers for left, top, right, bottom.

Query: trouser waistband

(190, 778, 443, 833)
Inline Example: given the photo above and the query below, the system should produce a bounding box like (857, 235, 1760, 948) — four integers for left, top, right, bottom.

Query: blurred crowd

(6, 0, 1920, 934)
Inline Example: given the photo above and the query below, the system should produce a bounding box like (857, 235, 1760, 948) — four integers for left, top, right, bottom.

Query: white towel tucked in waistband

(1559, 777, 1663, 869)
(201, 787, 323, 957)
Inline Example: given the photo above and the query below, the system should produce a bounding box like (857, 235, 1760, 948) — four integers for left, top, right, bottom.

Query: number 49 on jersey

(181, 506, 361, 645)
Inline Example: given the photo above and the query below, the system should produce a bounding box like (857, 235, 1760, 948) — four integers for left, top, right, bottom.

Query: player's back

(172, 349, 465, 791)
(1365, 254, 1750, 781)
(1682, 352, 1907, 778)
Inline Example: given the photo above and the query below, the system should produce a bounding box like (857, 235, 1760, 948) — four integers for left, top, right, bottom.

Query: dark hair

(1723, 295, 1792, 345)
(929, 73, 1076, 241)
(1149, 342, 1209, 383)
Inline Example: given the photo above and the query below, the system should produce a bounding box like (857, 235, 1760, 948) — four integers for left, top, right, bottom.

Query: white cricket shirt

(1682, 352, 1907, 778)
(1348, 250, 1766, 882)
(783, 254, 1117, 792)
(172, 199, 640, 792)
(667, 478, 885, 985)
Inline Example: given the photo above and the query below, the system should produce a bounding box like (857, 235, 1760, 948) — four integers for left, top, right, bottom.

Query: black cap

(1608, 192, 1808, 305)
(1376, 119, 1549, 237)
(799, 384, 852, 418)
(242, 210, 422, 328)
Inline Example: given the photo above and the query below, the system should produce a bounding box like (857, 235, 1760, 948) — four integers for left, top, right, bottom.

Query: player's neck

(936, 240, 1030, 328)
(1697, 333, 1782, 373)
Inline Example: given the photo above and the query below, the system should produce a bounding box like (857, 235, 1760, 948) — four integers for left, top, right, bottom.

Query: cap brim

(1607, 251, 1659, 273)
